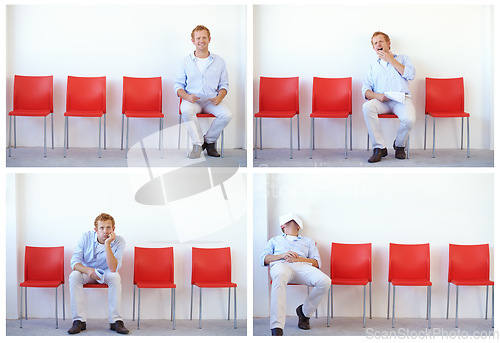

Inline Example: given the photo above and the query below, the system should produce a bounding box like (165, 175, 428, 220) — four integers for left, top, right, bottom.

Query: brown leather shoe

(271, 328, 284, 336)
(393, 140, 406, 159)
(368, 147, 388, 163)
(110, 320, 129, 334)
(202, 141, 221, 157)
(296, 305, 310, 330)
(67, 320, 86, 334)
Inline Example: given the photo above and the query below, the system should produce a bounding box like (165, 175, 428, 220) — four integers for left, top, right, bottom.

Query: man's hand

(85, 266, 101, 281)
(186, 94, 200, 103)
(280, 251, 299, 261)
(209, 94, 222, 106)
(375, 93, 389, 102)
(105, 232, 116, 245)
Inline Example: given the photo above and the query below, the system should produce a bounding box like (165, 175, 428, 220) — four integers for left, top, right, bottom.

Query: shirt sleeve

(260, 238, 275, 267)
(70, 232, 87, 270)
(361, 66, 374, 99)
(173, 59, 187, 95)
(401, 55, 415, 81)
(218, 58, 229, 93)
(112, 236, 126, 271)
(308, 240, 322, 269)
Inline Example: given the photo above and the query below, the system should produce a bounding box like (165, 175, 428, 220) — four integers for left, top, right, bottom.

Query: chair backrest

(425, 77, 464, 114)
(13, 75, 53, 112)
(388, 243, 430, 282)
(191, 247, 232, 284)
(66, 76, 106, 113)
(259, 77, 299, 113)
(24, 246, 64, 283)
(312, 77, 352, 114)
(134, 246, 174, 284)
(331, 242, 371, 281)
(448, 244, 491, 282)
(122, 76, 162, 114)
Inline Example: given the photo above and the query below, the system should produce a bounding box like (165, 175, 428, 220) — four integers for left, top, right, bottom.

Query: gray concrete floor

(253, 148, 493, 167)
(6, 147, 247, 168)
(253, 316, 496, 337)
(7, 318, 246, 336)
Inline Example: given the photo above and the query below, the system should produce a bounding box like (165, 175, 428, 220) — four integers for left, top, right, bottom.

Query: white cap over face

(279, 212, 303, 230)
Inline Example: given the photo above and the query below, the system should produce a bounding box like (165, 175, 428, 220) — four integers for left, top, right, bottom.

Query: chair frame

(366, 114, 410, 159)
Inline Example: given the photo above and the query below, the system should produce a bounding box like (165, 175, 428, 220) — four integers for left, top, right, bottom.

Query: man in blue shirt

(362, 31, 416, 163)
(175, 25, 232, 159)
(67, 213, 128, 334)
(261, 213, 330, 336)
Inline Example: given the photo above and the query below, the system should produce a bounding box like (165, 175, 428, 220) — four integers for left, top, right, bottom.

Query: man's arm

(377, 50, 405, 75)
(104, 232, 118, 272)
(283, 255, 319, 268)
(210, 88, 227, 106)
(364, 89, 389, 102)
(177, 89, 200, 103)
(73, 263, 100, 281)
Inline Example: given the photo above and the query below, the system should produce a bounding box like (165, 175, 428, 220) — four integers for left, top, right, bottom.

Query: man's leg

(392, 98, 416, 148)
(290, 263, 331, 319)
(362, 99, 392, 149)
(202, 102, 233, 144)
(269, 263, 294, 331)
(105, 270, 129, 334)
(68, 270, 90, 334)
(180, 100, 204, 146)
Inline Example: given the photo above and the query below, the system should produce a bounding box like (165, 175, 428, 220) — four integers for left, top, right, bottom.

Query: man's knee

(105, 272, 121, 286)
(69, 270, 84, 285)
(362, 100, 379, 118)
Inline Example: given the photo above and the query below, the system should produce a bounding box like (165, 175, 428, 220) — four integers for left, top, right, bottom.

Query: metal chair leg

(486, 285, 489, 320)
(455, 285, 459, 328)
(234, 287, 237, 329)
(392, 284, 396, 328)
(428, 286, 432, 329)
(190, 285, 193, 320)
(424, 115, 427, 150)
(228, 288, 231, 320)
(254, 117, 258, 159)
(297, 114, 300, 150)
(344, 117, 348, 159)
(132, 285, 135, 321)
(369, 282, 372, 319)
(387, 282, 390, 319)
(126, 117, 129, 159)
(19, 286, 22, 328)
(138, 288, 141, 330)
(310, 118, 313, 159)
(14, 116, 17, 148)
(290, 118, 293, 159)
(432, 117, 436, 158)
(178, 114, 182, 150)
(55, 287, 58, 329)
(199, 287, 202, 329)
(44, 117, 47, 158)
(260, 118, 262, 150)
(326, 286, 331, 327)
(173, 288, 176, 330)
(104, 113, 106, 150)
(64, 117, 68, 158)
(461, 117, 464, 150)
(467, 117, 470, 158)
(51, 113, 54, 150)
(446, 282, 450, 319)
(363, 284, 366, 328)
(98, 117, 102, 158)
(121, 114, 124, 150)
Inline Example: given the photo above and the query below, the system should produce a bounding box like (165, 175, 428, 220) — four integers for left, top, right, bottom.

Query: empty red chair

(254, 77, 300, 159)
(122, 77, 164, 159)
(388, 243, 432, 328)
(64, 76, 106, 158)
(447, 244, 494, 328)
(19, 246, 65, 329)
(328, 243, 372, 328)
(367, 114, 410, 159)
(424, 77, 470, 158)
(177, 99, 224, 157)
(310, 77, 352, 159)
(133, 247, 176, 330)
(8, 75, 54, 158)
(191, 247, 237, 329)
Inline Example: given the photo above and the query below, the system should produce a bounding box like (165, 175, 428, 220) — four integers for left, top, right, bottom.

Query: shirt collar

(281, 233, 302, 239)
(190, 52, 213, 62)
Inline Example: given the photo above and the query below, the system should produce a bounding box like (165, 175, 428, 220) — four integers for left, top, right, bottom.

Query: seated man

(67, 213, 128, 334)
(261, 213, 331, 336)
(175, 24, 232, 159)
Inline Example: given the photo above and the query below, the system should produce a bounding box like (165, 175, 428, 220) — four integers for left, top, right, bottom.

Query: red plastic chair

(191, 247, 237, 329)
(310, 77, 352, 159)
(19, 246, 65, 329)
(64, 76, 106, 158)
(122, 77, 164, 159)
(328, 243, 372, 328)
(424, 77, 470, 158)
(8, 75, 54, 158)
(447, 244, 494, 328)
(366, 114, 410, 159)
(254, 77, 300, 159)
(388, 243, 432, 328)
(177, 99, 224, 157)
(133, 247, 176, 330)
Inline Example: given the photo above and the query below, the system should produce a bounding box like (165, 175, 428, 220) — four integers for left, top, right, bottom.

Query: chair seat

(136, 282, 176, 289)
(378, 113, 398, 118)
(310, 111, 350, 119)
(196, 113, 215, 118)
(426, 111, 470, 118)
(83, 283, 109, 288)
(193, 281, 237, 288)
(65, 110, 105, 117)
(255, 111, 298, 118)
(9, 110, 51, 117)
(125, 111, 164, 118)
(331, 278, 370, 286)
(450, 279, 494, 286)
(20, 280, 63, 288)
(391, 279, 432, 286)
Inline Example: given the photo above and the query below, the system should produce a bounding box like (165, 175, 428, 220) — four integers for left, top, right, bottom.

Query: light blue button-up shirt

(261, 234, 322, 268)
(70, 231, 126, 272)
(361, 54, 415, 99)
(174, 52, 229, 99)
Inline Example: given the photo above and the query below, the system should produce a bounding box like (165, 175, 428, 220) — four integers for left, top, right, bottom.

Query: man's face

(94, 220, 115, 244)
(281, 221, 300, 236)
(192, 29, 211, 52)
(372, 35, 391, 53)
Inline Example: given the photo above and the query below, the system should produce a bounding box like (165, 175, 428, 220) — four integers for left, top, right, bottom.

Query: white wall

(6, 4, 246, 149)
(253, 4, 493, 150)
(253, 172, 494, 319)
(6, 171, 247, 320)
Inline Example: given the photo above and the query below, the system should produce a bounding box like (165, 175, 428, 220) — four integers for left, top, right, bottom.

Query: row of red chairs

(19, 246, 237, 330)
(254, 76, 470, 159)
(7, 75, 220, 159)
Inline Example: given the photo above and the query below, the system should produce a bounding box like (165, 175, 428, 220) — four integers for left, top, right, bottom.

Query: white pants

(363, 98, 416, 149)
(180, 99, 232, 146)
(269, 262, 331, 330)
(69, 270, 123, 323)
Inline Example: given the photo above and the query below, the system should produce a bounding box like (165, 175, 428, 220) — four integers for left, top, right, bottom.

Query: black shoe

(202, 141, 221, 157)
(110, 320, 129, 334)
(296, 304, 310, 330)
(368, 147, 388, 163)
(393, 140, 406, 159)
(271, 328, 284, 336)
(68, 320, 86, 334)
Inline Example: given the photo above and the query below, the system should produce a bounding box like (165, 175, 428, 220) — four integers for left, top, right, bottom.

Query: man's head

(191, 25, 211, 40)
(279, 213, 303, 236)
(94, 213, 115, 244)
(191, 25, 211, 54)
(371, 31, 391, 53)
